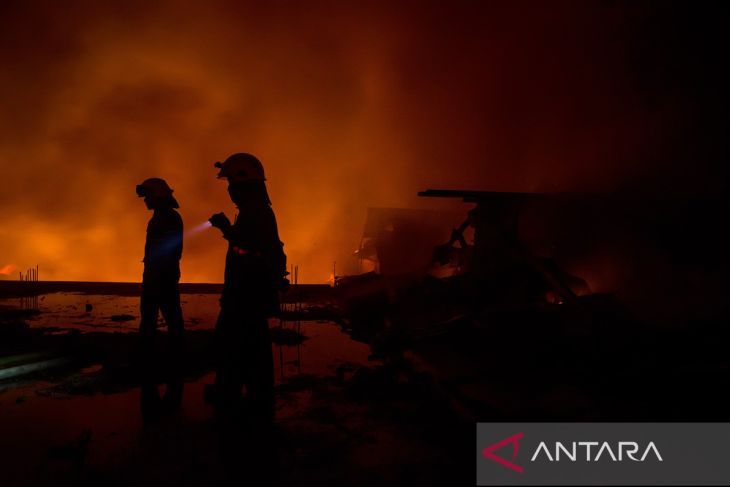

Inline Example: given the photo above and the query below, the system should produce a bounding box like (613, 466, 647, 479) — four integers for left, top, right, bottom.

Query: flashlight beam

(185, 220, 213, 238)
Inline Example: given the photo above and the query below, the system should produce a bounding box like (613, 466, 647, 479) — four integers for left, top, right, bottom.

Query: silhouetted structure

(17, 265, 40, 310)
(419, 189, 586, 308)
(19, 265, 39, 282)
(355, 208, 462, 275)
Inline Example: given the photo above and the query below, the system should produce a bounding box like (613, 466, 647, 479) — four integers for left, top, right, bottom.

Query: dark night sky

(0, 0, 728, 283)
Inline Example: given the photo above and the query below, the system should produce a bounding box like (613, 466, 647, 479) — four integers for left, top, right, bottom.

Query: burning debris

(336, 189, 597, 347)
(417, 189, 589, 309)
(330, 188, 712, 420)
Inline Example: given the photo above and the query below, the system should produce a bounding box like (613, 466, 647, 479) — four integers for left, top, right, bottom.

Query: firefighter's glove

(208, 212, 231, 232)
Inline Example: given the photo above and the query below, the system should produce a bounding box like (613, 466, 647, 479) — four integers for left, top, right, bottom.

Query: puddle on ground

(0, 292, 380, 485)
(0, 292, 220, 332)
(0, 293, 475, 486)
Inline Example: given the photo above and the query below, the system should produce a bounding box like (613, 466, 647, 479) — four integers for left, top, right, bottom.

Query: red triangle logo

(482, 432, 524, 474)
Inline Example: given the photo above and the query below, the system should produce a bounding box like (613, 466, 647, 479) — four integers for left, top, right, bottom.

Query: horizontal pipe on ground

(0, 357, 70, 380)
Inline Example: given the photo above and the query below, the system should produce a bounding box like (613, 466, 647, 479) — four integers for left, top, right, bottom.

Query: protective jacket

(220, 202, 286, 316)
(144, 208, 183, 275)
(140, 206, 184, 349)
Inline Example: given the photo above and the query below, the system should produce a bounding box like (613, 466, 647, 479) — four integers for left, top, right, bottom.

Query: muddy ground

(0, 294, 473, 487)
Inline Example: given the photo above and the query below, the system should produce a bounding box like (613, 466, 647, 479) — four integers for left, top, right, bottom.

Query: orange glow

(0, 2, 678, 283)
(0, 264, 18, 275)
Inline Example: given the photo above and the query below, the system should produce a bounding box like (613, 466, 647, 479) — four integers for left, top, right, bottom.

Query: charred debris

(334, 189, 730, 421)
(2, 188, 729, 420)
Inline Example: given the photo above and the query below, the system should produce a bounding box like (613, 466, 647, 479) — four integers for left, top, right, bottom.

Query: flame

(0, 2, 696, 284)
(0, 264, 17, 275)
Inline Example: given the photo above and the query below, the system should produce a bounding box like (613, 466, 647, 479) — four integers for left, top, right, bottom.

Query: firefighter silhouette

(136, 177, 185, 420)
(206, 153, 288, 423)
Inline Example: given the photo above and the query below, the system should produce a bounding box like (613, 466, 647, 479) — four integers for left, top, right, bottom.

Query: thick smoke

(1, 1, 727, 284)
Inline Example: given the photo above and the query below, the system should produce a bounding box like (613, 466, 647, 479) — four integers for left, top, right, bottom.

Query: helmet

(136, 178, 174, 198)
(214, 153, 266, 182)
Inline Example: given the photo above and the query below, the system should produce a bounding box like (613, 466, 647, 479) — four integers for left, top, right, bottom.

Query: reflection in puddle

(0, 292, 221, 333)
(0, 292, 391, 485)
(0, 291, 473, 487)
(0, 292, 370, 381)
